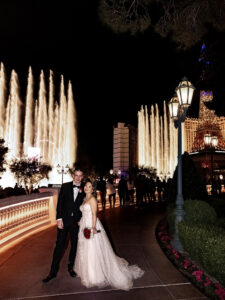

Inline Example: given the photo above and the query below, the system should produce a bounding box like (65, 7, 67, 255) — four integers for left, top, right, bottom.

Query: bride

(74, 180, 144, 291)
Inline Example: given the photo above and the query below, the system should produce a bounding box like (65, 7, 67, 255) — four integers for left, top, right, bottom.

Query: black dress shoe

(42, 274, 56, 283)
(68, 270, 76, 277)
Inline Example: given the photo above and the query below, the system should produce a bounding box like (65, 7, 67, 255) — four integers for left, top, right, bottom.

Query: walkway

(0, 204, 208, 300)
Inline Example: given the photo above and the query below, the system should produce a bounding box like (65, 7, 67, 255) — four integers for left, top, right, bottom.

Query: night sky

(0, 0, 225, 174)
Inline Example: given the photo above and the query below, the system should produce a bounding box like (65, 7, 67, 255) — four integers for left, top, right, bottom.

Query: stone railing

(0, 189, 59, 252)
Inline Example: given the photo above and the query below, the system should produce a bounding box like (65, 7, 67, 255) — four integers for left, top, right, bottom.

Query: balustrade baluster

(0, 197, 52, 248)
(8, 208, 12, 229)
(0, 210, 3, 233)
(18, 206, 22, 225)
(6, 209, 10, 231)
(28, 203, 31, 222)
(39, 201, 42, 217)
(38, 201, 41, 217)
(12, 207, 16, 228)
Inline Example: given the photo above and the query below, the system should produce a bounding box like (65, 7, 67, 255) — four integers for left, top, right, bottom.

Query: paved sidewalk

(0, 204, 208, 300)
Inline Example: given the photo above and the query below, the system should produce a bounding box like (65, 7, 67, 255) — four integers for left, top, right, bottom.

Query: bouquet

(83, 227, 101, 239)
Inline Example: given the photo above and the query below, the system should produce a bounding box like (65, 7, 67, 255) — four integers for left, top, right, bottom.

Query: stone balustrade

(0, 189, 59, 252)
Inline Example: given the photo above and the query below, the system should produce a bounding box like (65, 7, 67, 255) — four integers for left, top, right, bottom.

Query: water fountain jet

(0, 63, 77, 187)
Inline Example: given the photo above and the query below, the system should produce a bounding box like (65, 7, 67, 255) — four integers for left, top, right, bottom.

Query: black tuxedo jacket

(56, 181, 85, 224)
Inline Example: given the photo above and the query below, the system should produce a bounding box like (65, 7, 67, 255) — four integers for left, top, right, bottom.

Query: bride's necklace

(83, 196, 92, 203)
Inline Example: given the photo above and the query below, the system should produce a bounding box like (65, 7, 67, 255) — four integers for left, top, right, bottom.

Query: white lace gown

(74, 203, 144, 290)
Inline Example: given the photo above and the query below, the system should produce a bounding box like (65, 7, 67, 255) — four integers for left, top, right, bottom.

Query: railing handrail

(0, 191, 56, 208)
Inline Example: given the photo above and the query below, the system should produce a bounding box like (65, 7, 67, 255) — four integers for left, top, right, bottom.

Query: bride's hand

(78, 221, 80, 226)
(93, 227, 97, 234)
(57, 219, 64, 229)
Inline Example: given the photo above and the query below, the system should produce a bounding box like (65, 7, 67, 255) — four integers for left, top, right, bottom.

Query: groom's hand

(57, 219, 64, 229)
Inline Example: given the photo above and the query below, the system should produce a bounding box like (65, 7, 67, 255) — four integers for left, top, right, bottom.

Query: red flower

(192, 270, 203, 282)
(188, 264, 197, 270)
(184, 259, 190, 269)
(83, 227, 92, 239)
(215, 287, 225, 300)
(204, 277, 211, 287)
(83, 227, 101, 239)
(172, 249, 180, 258)
(161, 235, 171, 242)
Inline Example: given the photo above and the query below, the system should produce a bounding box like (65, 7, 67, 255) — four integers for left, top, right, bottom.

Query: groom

(42, 167, 85, 282)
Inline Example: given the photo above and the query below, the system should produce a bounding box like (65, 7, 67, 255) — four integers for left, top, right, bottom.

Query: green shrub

(179, 222, 225, 286)
(167, 199, 217, 236)
(184, 199, 217, 225)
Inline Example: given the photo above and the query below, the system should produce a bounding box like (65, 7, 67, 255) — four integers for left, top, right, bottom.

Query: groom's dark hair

(74, 166, 82, 172)
(73, 162, 83, 173)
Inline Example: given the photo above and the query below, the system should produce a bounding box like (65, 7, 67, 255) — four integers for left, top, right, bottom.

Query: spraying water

(138, 102, 178, 179)
(0, 64, 77, 187)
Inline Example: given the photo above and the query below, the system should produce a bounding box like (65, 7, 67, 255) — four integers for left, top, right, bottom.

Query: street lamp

(56, 164, 69, 184)
(219, 174, 223, 194)
(203, 132, 211, 146)
(168, 77, 195, 251)
(211, 136, 218, 148)
(204, 133, 218, 195)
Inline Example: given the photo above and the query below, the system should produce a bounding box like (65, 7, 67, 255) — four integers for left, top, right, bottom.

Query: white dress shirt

(73, 185, 80, 201)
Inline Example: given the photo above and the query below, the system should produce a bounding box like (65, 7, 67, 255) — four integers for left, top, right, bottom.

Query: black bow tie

(73, 185, 81, 189)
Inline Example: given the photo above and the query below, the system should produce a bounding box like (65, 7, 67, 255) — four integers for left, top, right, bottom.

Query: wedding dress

(74, 203, 144, 290)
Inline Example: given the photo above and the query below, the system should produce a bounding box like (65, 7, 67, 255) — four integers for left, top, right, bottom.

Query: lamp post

(56, 164, 69, 185)
(219, 174, 223, 194)
(109, 169, 114, 181)
(204, 133, 218, 195)
(168, 77, 195, 251)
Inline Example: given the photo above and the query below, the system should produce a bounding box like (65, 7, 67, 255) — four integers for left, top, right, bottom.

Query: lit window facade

(113, 122, 137, 174)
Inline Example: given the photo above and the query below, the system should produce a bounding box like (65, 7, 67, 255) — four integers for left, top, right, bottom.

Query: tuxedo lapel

(70, 181, 74, 201)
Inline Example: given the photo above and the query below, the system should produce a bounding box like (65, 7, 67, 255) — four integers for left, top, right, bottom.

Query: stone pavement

(0, 204, 208, 300)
